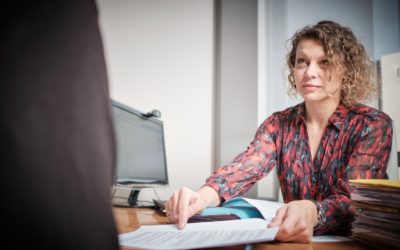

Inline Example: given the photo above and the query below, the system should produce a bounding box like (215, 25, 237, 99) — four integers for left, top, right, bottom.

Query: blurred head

(286, 20, 376, 107)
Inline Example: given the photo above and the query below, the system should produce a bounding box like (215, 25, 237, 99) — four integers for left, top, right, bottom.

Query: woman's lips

(302, 84, 321, 91)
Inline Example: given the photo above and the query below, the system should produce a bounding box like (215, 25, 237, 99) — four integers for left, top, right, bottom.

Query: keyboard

(152, 199, 167, 213)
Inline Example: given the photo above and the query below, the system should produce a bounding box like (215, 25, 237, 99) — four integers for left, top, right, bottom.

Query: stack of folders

(349, 179, 400, 249)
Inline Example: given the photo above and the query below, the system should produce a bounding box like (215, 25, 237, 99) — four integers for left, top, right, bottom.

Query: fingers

(278, 219, 312, 243)
(165, 192, 176, 221)
(177, 187, 193, 229)
(271, 202, 314, 243)
(269, 205, 301, 241)
(167, 190, 179, 220)
(281, 228, 312, 243)
(172, 190, 179, 219)
(268, 206, 287, 228)
(275, 214, 306, 241)
(166, 187, 203, 229)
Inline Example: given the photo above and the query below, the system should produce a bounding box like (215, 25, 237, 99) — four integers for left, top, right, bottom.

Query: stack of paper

(119, 218, 279, 250)
(349, 179, 400, 249)
(119, 197, 284, 249)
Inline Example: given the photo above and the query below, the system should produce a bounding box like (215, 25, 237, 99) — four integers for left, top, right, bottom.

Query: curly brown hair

(286, 20, 376, 107)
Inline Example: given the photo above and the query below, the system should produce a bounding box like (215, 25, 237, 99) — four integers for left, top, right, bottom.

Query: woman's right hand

(165, 186, 220, 229)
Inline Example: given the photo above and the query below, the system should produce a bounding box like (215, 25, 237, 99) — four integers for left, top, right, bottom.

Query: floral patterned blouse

(205, 102, 393, 235)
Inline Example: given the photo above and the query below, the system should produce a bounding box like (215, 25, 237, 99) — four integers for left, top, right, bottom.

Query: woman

(166, 20, 393, 243)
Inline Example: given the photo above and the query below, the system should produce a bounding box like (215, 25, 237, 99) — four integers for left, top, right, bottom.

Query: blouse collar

(328, 103, 350, 130)
(296, 102, 350, 130)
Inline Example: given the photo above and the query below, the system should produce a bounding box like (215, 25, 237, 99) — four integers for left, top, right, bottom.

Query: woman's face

(293, 39, 341, 104)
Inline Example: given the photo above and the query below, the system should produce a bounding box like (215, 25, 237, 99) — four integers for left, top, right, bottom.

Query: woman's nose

(304, 62, 318, 78)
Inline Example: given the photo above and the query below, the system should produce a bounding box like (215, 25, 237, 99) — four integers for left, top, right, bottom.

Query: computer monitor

(111, 100, 168, 206)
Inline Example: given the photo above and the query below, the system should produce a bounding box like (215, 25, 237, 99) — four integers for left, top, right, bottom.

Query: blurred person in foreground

(1, 0, 118, 249)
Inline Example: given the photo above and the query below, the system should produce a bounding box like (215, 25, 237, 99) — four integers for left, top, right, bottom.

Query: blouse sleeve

(314, 117, 393, 235)
(205, 114, 280, 201)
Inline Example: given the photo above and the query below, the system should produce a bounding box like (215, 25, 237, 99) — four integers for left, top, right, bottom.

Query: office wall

(97, 0, 215, 200)
(373, 0, 400, 60)
(214, 0, 259, 198)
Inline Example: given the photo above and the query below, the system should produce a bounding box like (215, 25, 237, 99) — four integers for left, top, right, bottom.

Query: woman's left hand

(268, 200, 318, 243)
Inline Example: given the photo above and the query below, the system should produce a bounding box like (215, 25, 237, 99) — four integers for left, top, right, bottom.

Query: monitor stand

(127, 189, 140, 207)
(127, 189, 156, 208)
(111, 187, 156, 208)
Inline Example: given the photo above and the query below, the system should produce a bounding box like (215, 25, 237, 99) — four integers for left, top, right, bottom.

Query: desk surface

(113, 207, 367, 250)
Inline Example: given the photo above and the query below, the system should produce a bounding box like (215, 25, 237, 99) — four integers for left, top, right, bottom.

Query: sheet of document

(119, 218, 278, 250)
(242, 197, 284, 222)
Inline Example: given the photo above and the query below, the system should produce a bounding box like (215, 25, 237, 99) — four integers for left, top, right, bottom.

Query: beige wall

(215, 0, 259, 198)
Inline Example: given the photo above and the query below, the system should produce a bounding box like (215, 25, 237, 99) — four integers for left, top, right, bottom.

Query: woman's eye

(320, 59, 330, 65)
(296, 58, 306, 65)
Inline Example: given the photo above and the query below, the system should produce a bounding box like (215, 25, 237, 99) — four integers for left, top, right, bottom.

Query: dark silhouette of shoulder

(0, 0, 118, 249)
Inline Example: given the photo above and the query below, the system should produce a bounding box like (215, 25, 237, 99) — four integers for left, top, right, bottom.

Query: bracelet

(312, 200, 326, 230)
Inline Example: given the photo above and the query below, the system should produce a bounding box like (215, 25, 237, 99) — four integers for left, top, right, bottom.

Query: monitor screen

(111, 100, 168, 186)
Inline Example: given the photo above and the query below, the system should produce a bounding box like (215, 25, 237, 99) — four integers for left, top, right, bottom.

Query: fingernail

(178, 222, 185, 229)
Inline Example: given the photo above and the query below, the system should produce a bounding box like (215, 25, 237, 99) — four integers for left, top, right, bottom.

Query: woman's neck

(305, 99, 340, 128)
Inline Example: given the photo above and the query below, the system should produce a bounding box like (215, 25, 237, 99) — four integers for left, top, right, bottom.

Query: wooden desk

(113, 207, 367, 250)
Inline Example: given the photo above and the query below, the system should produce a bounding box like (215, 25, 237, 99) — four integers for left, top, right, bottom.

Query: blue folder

(189, 197, 263, 222)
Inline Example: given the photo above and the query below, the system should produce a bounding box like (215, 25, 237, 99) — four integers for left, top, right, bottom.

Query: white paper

(242, 198, 284, 222)
(119, 218, 278, 250)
